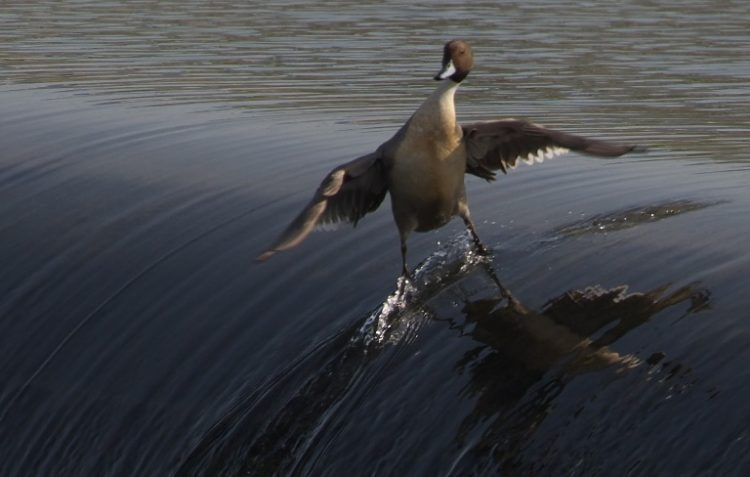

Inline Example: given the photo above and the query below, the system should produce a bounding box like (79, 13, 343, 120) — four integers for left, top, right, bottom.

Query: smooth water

(2, 1, 750, 476)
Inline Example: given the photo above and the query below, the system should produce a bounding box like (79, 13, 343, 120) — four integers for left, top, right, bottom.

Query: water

(2, 1, 750, 475)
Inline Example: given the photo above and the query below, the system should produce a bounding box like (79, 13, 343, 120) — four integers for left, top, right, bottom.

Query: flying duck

(258, 40, 642, 280)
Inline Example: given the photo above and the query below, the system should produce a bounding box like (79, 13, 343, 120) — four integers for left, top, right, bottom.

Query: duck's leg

(397, 234, 413, 295)
(400, 237, 411, 278)
(393, 211, 418, 293)
(457, 203, 489, 255)
(456, 202, 524, 308)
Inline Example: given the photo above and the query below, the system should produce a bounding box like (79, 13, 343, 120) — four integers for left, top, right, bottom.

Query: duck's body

(389, 80, 467, 236)
(258, 40, 642, 279)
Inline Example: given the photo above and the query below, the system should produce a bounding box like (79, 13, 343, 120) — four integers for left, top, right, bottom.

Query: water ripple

(3, 1, 750, 476)
(553, 199, 725, 238)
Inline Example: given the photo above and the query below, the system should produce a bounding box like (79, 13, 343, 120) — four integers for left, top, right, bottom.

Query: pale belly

(388, 152, 467, 233)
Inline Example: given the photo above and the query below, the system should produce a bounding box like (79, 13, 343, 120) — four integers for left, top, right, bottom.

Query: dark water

(2, 1, 750, 476)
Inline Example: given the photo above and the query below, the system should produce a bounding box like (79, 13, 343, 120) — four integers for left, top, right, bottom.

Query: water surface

(2, 1, 750, 475)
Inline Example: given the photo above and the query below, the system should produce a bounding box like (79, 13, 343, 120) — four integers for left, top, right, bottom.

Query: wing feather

(462, 119, 643, 181)
(258, 151, 387, 261)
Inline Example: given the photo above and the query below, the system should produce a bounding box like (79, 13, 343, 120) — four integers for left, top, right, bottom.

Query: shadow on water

(176, 233, 710, 476)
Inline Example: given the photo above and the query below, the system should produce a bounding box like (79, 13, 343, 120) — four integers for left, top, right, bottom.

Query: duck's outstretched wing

(258, 151, 388, 261)
(462, 119, 644, 181)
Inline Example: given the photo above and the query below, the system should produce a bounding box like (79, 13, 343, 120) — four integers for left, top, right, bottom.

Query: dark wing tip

(580, 139, 648, 157)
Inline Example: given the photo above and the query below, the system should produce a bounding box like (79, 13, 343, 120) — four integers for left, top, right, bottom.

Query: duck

(258, 40, 643, 281)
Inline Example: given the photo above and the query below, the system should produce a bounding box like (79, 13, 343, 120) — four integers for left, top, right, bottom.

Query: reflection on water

(177, 241, 709, 475)
(3, 1, 750, 476)
(455, 282, 708, 474)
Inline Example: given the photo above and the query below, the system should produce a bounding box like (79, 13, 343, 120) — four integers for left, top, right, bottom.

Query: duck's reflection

(463, 283, 708, 374)
(453, 280, 710, 470)
(177, 263, 710, 476)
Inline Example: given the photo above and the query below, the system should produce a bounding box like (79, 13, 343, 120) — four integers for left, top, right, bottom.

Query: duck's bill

(434, 60, 456, 80)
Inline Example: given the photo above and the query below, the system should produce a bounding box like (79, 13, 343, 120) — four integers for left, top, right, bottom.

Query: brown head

(434, 40, 474, 83)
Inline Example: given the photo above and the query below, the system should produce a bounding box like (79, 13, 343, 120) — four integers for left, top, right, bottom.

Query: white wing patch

(521, 146, 569, 165)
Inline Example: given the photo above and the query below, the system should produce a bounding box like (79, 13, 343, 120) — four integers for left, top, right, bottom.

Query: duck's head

(434, 39, 474, 83)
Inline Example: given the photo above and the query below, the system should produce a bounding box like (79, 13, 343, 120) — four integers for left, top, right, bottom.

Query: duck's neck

(414, 80, 460, 133)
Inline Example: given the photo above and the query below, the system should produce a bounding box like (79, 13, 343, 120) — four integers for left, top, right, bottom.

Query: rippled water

(2, 1, 750, 476)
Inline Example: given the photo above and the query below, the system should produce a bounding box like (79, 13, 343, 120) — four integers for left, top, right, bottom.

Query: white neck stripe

(439, 60, 457, 80)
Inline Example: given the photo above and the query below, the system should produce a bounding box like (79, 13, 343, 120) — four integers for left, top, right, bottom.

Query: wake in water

(552, 198, 724, 238)
(358, 232, 505, 348)
(176, 233, 711, 476)
(177, 232, 509, 476)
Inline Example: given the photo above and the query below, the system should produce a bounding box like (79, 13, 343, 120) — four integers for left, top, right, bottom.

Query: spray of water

(357, 232, 491, 347)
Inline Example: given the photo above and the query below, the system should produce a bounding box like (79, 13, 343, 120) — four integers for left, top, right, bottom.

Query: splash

(358, 232, 491, 347)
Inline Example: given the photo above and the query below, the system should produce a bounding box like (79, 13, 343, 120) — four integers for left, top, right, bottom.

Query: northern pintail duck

(259, 40, 642, 280)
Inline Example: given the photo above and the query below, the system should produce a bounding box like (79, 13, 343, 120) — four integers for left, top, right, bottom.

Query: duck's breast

(387, 125, 467, 231)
